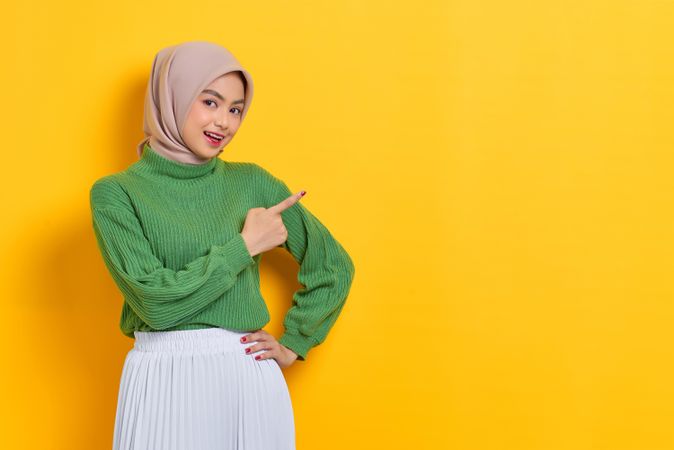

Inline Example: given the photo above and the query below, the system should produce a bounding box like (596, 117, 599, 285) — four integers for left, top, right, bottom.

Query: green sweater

(89, 142, 355, 361)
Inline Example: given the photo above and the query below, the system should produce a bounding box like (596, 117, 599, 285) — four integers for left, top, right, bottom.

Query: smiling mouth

(203, 131, 225, 145)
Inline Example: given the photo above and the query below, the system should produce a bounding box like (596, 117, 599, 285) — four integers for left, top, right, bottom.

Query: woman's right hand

(240, 191, 306, 257)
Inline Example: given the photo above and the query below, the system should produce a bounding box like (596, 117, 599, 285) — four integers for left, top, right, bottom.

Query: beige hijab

(137, 41, 254, 164)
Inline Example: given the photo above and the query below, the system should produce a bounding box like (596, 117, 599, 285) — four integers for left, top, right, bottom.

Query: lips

(203, 131, 225, 145)
(204, 130, 224, 140)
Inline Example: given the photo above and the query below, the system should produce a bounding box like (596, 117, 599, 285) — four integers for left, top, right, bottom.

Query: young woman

(90, 41, 356, 450)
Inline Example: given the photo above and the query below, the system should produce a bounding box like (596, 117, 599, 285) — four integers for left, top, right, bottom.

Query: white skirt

(112, 327, 296, 450)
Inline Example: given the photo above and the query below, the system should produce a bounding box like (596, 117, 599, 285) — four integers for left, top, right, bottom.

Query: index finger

(267, 190, 305, 214)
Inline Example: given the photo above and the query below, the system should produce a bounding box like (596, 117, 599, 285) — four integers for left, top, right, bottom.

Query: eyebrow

(201, 89, 244, 105)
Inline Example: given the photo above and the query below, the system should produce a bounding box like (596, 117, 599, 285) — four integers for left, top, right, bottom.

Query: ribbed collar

(133, 142, 218, 180)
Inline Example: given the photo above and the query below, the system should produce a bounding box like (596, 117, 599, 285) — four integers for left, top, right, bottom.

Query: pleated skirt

(112, 327, 296, 450)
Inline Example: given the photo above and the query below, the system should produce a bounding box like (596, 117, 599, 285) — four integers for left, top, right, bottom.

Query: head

(181, 71, 247, 160)
(138, 41, 254, 165)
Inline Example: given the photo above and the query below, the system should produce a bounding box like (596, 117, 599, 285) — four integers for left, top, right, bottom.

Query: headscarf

(136, 41, 254, 164)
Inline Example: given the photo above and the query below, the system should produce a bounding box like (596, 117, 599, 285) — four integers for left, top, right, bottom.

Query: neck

(134, 142, 218, 180)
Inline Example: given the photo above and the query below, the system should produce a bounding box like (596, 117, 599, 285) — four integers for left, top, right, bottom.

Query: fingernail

(245, 348, 250, 354)
(255, 355, 261, 360)
(300, 191, 306, 196)
(241, 337, 246, 343)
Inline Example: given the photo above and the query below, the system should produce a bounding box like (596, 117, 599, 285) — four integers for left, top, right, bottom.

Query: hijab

(137, 41, 254, 165)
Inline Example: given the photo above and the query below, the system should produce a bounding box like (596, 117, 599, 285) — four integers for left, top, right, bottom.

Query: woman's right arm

(90, 178, 255, 330)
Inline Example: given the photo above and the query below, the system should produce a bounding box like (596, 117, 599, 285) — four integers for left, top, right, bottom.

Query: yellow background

(1, 1, 673, 449)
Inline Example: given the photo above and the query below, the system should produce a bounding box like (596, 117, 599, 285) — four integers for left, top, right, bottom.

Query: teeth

(205, 132, 223, 140)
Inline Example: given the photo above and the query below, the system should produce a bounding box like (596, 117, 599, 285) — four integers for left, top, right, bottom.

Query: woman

(89, 41, 356, 450)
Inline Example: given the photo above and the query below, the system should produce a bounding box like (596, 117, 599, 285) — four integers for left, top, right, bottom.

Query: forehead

(205, 72, 245, 90)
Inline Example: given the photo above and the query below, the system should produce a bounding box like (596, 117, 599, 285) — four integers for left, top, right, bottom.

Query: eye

(204, 99, 217, 107)
(231, 107, 242, 115)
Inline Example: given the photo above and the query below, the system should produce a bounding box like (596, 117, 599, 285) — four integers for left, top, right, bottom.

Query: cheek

(183, 112, 210, 137)
(187, 106, 212, 125)
(232, 118, 243, 131)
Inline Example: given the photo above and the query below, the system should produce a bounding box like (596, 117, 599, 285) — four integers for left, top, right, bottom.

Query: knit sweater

(89, 142, 355, 361)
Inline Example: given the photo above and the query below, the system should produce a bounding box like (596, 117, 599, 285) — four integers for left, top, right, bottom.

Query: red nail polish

(300, 191, 306, 196)
(255, 355, 261, 360)
(245, 348, 250, 353)
(241, 337, 246, 342)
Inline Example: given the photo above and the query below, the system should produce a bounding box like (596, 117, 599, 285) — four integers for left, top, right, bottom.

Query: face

(181, 71, 246, 161)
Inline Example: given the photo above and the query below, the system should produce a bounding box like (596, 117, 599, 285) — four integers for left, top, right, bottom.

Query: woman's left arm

(257, 165, 356, 362)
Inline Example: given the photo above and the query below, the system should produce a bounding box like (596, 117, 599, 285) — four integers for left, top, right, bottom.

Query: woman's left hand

(240, 329, 299, 368)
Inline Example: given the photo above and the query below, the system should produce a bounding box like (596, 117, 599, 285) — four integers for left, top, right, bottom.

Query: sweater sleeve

(90, 178, 255, 330)
(261, 169, 356, 361)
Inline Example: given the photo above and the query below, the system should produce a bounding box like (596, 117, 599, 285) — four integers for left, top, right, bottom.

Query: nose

(214, 109, 229, 130)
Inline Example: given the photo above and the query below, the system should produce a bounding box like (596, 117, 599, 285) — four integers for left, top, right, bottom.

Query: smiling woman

(90, 40, 356, 450)
(135, 41, 255, 165)
(180, 73, 248, 159)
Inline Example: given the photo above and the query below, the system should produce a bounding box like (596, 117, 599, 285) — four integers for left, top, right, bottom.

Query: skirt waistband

(133, 327, 252, 354)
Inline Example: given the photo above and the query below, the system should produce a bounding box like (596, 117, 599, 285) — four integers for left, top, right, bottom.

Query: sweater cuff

(278, 330, 315, 362)
(213, 233, 255, 274)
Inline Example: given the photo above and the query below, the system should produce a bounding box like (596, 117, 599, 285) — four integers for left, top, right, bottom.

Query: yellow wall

(1, 1, 672, 449)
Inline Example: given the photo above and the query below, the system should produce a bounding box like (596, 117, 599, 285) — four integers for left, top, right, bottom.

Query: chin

(194, 147, 220, 160)
(200, 152, 218, 160)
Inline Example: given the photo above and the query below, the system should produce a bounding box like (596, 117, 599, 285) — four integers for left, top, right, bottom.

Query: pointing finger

(268, 191, 306, 214)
